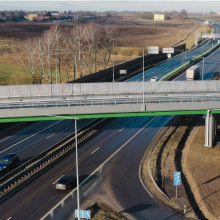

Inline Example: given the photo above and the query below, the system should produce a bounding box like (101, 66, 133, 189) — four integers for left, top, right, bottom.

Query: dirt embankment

(143, 113, 220, 220)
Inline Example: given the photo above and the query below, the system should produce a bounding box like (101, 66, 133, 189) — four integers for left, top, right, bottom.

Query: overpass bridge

(1, 81, 220, 147)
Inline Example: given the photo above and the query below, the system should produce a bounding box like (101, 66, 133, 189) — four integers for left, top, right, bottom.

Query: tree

(19, 39, 38, 84)
(178, 9, 187, 20)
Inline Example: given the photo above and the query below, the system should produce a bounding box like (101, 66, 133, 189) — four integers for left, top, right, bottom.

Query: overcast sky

(0, 1, 219, 13)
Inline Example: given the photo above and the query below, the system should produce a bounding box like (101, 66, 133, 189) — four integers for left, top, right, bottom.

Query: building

(29, 13, 38, 21)
(154, 14, 165, 21)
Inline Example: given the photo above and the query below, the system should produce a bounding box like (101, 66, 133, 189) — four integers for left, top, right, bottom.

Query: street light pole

(75, 116, 80, 220)
(202, 57, 204, 81)
(55, 48, 68, 84)
(45, 114, 80, 220)
(113, 39, 115, 82)
(141, 48, 145, 105)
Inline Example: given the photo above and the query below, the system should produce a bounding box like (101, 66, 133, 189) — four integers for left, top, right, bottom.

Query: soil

(142, 112, 220, 220)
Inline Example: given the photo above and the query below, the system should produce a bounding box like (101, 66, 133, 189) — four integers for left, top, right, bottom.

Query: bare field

(0, 17, 213, 84)
(183, 119, 220, 220)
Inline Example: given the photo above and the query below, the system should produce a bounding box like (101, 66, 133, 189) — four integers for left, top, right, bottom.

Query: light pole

(141, 48, 145, 105)
(202, 57, 205, 81)
(113, 39, 115, 82)
(45, 114, 80, 220)
(112, 38, 122, 82)
(55, 48, 68, 84)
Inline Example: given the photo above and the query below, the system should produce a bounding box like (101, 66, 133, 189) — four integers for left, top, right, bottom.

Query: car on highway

(0, 153, 19, 172)
(151, 76, 158, 82)
(55, 175, 77, 190)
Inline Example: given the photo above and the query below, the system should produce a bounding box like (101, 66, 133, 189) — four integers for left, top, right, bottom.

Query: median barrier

(159, 42, 220, 81)
(0, 118, 114, 203)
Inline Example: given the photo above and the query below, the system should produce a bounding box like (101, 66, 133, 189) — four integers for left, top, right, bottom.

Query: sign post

(174, 172, 181, 198)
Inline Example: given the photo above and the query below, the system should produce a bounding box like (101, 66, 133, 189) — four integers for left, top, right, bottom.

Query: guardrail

(1, 96, 220, 111)
(0, 118, 113, 202)
(159, 42, 220, 81)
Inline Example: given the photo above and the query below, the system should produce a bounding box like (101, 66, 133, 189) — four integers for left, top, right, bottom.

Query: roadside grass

(0, 18, 213, 85)
(175, 23, 214, 49)
(0, 63, 32, 85)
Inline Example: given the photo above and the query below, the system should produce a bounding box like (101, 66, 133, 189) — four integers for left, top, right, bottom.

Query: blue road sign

(174, 172, 181, 185)
(75, 210, 91, 219)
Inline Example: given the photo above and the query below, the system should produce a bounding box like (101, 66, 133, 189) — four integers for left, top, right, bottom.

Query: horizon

(0, 1, 220, 13)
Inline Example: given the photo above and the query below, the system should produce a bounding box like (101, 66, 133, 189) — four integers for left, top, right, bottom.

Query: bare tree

(101, 26, 116, 69)
(85, 23, 102, 73)
(52, 25, 63, 83)
(19, 39, 38, 84)
(36, 39, 50, 84)
(41, 28, 56, 84)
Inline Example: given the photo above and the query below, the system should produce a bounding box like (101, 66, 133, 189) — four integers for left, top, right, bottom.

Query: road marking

(7, 218, 11, 220)
(52, 175, 64, 185)
(91, 147, 100, 154)
(46, 133, 55, 139)
(119, 127, 125, 132)
(40, 116, 157, 220)
(0, 121, 62, 154)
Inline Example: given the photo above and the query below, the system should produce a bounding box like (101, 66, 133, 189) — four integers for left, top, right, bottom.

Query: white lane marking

(0, 136, 11, 142)
(0, 121, 62, 154)
(91, 147, 100, 154)
(52, 175, 64, 185)
(119, 127, 125, 132)
(46, 133, 55, 139)
(40, 116, 156, 220)
(138, 116, 174, 198)
(7, 218, 11, 220)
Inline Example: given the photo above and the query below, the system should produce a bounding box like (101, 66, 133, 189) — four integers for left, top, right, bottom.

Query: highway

(0, 23, 220, 220)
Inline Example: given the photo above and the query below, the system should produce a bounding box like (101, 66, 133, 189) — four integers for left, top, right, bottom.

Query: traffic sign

(120, 70, 127, 74)
(148, 46, 159, 54)
(163, 48, 174, 54)
(174, 172, 181, 185)
(75, 210, 91, 219)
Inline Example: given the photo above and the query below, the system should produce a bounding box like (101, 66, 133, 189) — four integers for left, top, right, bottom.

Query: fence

(1, 81, 220, 99)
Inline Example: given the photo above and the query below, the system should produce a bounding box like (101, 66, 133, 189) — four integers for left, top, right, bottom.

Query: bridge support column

(204, 111, 217, 147)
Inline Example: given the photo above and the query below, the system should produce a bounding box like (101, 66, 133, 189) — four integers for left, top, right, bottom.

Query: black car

(55, 175, 77, 190)
(0, 153, 19, 172)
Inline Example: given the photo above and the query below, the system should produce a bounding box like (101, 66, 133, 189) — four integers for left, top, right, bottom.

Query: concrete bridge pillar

(204, 110, 217, 147)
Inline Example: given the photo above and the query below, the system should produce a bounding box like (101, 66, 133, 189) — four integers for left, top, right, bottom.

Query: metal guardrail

(0, 118, 113, 202)
(0, 96, 220, 111)
(159, 42, 220, 81)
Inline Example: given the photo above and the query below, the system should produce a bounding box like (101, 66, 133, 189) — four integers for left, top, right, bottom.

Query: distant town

(0, 10, 115, 23)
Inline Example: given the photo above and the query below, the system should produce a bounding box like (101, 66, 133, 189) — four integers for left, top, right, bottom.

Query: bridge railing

(0, 81, 220, 99)
(0, 96, 220, 110)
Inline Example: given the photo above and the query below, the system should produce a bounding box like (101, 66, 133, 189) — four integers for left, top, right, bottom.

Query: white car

(151, 76, 158, 82)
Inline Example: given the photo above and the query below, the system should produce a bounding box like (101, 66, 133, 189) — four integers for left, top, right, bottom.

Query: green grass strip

(159, 42, 220, 81)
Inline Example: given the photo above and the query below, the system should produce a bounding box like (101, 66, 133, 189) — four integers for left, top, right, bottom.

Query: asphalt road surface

(1, 23, 220, 220)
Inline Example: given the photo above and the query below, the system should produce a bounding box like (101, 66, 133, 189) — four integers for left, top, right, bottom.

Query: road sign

(75, 210, 91, 219)
(174, 172, 181, 185)
(120, 70, 127, 74)
(148, 46, 159, 54)
(163, 48, 174, 54)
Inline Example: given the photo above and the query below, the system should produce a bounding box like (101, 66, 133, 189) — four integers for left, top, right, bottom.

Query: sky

(0, 1, 220, 13)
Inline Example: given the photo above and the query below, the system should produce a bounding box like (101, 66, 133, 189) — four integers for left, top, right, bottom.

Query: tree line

(19, 23, 116, 84)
